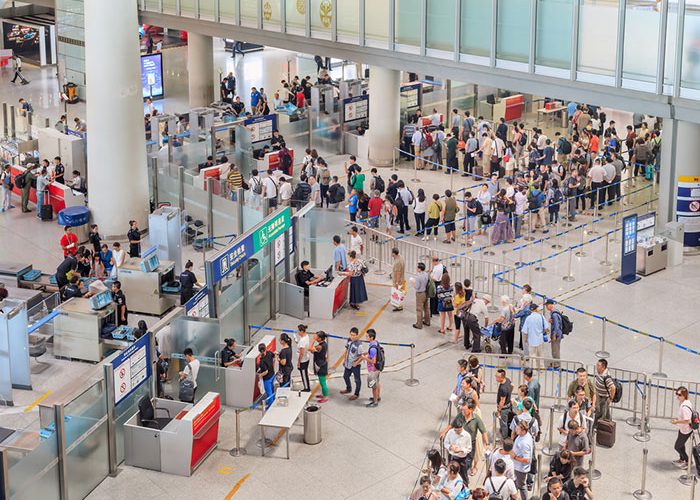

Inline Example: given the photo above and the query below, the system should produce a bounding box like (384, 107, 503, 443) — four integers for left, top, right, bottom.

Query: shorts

(267, 197, 278, 208)
(444, 221, 456, 233)
(368, 217, 379, 228)
(367, 371, 380, 389)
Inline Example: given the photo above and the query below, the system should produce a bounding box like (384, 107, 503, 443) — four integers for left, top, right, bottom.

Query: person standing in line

(413, 188, 427, 236)
(127, 220, 142, 258)
(587, 159, 606, 212)
(593, 358, 616, 421)
(35, 167, 50, 218)
(485, 459, 519, 499)
(309, 331, 329, 403)
(496, 369, 514, 439)
(443, 421, 472, 485)
(340, 327, 363, 401)
(248, 169, 262, 209)
(275, 333, 293, 387)
(546, 299, 564, 368)
(437, 461, 466, 499)
(671, 386, 694, 469)
(563, 421, 590, 467)
(494, 295, 515, 355)
(411, 126, 424, 170)
(391, 247, 405, 312)
(340, 250, 368, 310)
(523, 367, 541, 408)
(11, 54, 29, 84)
(441, 189, 459, 244)
(468, 293, 490, 353)
(368, 190, 383, 230)
(262, 169, 278, 213)
(349, 225, 364, 257)
(436, 273, 455, 337)
(543, 477, 571, 500)
(424, 194, 442, 240)
(511, 420, 534, 500)
(521, 302, 547, 370)
(411, 262, 430, 329)
(0, 164, 14, 212)
(256, 343, 276, 407)
(295, 324, 311, 392)
(363, 329, 382, 408)
(318, 158, 331, 206)
(562, 467, 592, 500)
(566, 167, 581, 222)
(429, 256, 444, 316)
(332, 235, 347, 275)
(178, 348, 200, 403)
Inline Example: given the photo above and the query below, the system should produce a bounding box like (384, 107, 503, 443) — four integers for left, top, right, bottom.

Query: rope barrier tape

(248, 325, 414, 348)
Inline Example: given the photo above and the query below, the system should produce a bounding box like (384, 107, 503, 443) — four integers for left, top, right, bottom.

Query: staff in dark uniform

(127, 220, 142, 258)
(111, 281, 128, 326)
(62, 274, 85, 301)
(75, 249, 92, 277)
(221, 338, 242, 367)
(56, 253, 78, 289)
(179, 260, 200, 305)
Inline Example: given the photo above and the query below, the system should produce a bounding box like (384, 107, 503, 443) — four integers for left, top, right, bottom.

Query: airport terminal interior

(1, 0, 700, 499)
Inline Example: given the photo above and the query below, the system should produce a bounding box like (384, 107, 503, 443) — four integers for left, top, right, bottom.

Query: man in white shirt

(587, 160, 606, 212)
(514, 186, 528, 239)
(249, 170, 263, 209)
(178, 347, 199, 403)
(468, 293, 490, 353)
(262, 169, 278, 213)
(558, 400, 586, 447)
(349, 225, 363, 256)
(309, 175, 321, 206)
(430, 108, 441, 127)
(429, 256, 444, 316)
(602, 157, 616, 207)
(485, 458, 519, 499)
(411, 127, 424, 169)
(488, 438, 516, 480)
(444, 422, 472, 484)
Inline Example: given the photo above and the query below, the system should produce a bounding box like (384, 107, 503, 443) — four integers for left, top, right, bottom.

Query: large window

(240, 0, 258, 27)
(664, 0, 679, 90)
(310, 0, 333, 39)
(285, 0, 306, 34)
(396, 0, 421, 48)
(263, 0, 281, 30)
(460, 0, 492, 58)
(365, 0, 390, 47)
(682, 0, 700, 91)
(578, 0, 618, 77)
(536, 0, 572, 69)
(427, 0, 455, 52)
(623, 0, 660, 85)
(337, 0, 360, 43)
(496, 0, 530, 63)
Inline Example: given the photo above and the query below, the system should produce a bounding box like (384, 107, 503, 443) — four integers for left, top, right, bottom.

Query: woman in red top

(60, 225, 79, 257)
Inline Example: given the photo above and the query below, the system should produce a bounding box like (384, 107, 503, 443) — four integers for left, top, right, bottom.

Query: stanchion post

(600, 232, 612, 266)
(405, 344, 419, 386)
(613, 206, 621, 242)
(589, 189, 600, 235)
(535, 237, 546, 272)
(595, 317, 610, 358)
(524, 212, 534, 241)
(634, 375, 651, 442)
(589, 426, 601, 480)
(229, 408, 247, 456)
(515, 245, 525, 267)
(563, 247, 575, 282)
(492, 411, 499, 446)
(679, 432, 697, 486)
(575, 226, 587, 257)
(633, 447, 652, 499)
(411, 151, 420, 182)
(528, 453, 542, 500)
(647, 184, 654, 212)
(551, 216, 562, 249)
(542, 406, 560, 456)
(626, 377, 641, 427)
(552, 369, 566, 412)
(652, 338, 668, 378)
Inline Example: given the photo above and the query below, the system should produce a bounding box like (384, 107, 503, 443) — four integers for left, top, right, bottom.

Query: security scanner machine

(123, 392, 222, 476)
(311, 84, 337, 114)
(118, 248, 178, 315)
(0, 262, 33, 287)
(149, 206, 184, 275)
(53, 291, 117, 362)
(636, 212, 668, 276)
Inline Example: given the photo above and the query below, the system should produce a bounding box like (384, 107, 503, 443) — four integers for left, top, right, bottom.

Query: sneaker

(317, 397, 328, 403)
(673, 459, 688, 468)
(412, 324, 422, 329)
(348, 394, 359, 401)
(366, 401, 378, 408)
(340, 389, 351, 395)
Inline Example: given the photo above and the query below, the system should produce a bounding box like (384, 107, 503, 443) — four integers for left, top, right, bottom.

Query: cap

(544, 299, 556, 306)
(482, 294, 491, 303)
(529, 302, 540, 311)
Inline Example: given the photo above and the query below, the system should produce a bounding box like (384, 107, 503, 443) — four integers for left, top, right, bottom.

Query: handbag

(178, 363, 195, 402)
(480, 213, 492, 225)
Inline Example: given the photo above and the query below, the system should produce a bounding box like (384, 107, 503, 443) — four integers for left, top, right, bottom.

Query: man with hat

(468, 293, 490, 353)
(521, 302, 548, 369)
(545, 299, 563, 368)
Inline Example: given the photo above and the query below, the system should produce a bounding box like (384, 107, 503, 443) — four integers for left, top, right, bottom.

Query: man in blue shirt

(522, 302, 547, 370)
(546, 299, 563, 368)
(511, 420, 534, 500)
(250, 87, 261, 113)
(567, 101, 578, 118)
(332, 235, 347, 275)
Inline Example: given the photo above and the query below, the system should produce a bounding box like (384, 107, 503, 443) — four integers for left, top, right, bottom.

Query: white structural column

(659, 119, 700, 222)
(368, 66, 400, 167)
(84, 0, 149, 237)
(187, 33, 215, 108)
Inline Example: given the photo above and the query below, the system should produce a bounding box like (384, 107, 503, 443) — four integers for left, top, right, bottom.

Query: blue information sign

(243, 114, 278, 143)
(616, 214, 641, 285)
(111, 333, 151, 406)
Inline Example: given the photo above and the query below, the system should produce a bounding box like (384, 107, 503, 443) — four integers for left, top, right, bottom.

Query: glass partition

(664, 0, 679, 90)
(162, 0, 177, 15)
(63, 379, 109, 500)
(578, 0, 618, 78)
(246, 245, 272, 329)
(365, 0, 390, 47)
(211, 191, 239, 238)
(460, 0, 492, 58)
(496, 0, 531, 63)
(241, 0, 258, 27)
(199, 0, 217, 21)
(144, 0, 159, 11)
(285, 0, 306, 34)
(427, 0, 455, 53)
(623, 0, 660, 85)
(337, 0, 360, 43)
(263, 0, 281, 29)
(180, 0, 195, 17)
(682, 1, 700, 91)
(311, 111, 341, 156)
(182, 182, 209, 228)
(536, 0, 572, 69)
(114, 382, 151, 464)
(396, 0, 421, 48)
(220, 0, 237, 23)
(170, 316, 222, 358)
(310, 0, 333, 39)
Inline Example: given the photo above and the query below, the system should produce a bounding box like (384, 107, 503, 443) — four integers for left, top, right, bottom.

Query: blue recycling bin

(57, 206, 90, 244)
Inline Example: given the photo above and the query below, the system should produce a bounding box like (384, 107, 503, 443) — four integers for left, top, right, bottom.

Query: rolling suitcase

(596, 419, 616, 448)
(40, 192, 53, 221)
(644, 164, 654, 181)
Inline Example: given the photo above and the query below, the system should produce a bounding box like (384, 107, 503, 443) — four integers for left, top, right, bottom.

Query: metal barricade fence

(646, 376, 700, 420)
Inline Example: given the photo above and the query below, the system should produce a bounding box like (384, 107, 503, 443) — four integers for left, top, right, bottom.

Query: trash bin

(57, 206, 90, 243)
(303, 404, 322, 445)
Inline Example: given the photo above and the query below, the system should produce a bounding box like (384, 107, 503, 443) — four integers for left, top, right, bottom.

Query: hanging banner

(676, 175, 700, 247)
(616, 214, 641, 285)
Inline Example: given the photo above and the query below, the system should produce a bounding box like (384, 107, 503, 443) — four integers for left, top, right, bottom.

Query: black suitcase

(693, 440, 700, 476)
(40, 197, 53, 221)
(596, 419, 616, 448)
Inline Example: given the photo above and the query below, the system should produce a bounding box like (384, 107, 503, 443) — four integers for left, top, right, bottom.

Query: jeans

(513, 214, 523, 238)
(675, 431, 692, 462)
(320, 184, 329, 207)
(36, 191, 44, 215)
(568, 197, 577, 219)
(549, 207, 560, 224)
(262, 377, 275, 407)
(1, 186, 10, 210)
(299, 361, 310, 391)
(343, 365, 361, 396)
(515, 470, 529, 500)
(414, 212, 426, 235)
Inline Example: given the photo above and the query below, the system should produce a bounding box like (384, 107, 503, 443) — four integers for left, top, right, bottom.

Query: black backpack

(373, 175, 385, 193)
(560, 138, 572, 154)
(560, 313, 573, 335)
(334, 184, 346, 203)
(519, 133, 527, 146)
(14, 172, 26, 189)
(605, 375, 623, 404)
(474, 200, 484, 215)
(373, 342, 385, 372)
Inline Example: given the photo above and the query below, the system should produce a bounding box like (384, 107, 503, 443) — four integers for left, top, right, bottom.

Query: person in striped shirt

(226, 162, 244, 201)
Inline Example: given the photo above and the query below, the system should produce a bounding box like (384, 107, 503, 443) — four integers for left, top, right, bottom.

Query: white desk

(536, 106, 567, 128)
(258, 387, 312, 459)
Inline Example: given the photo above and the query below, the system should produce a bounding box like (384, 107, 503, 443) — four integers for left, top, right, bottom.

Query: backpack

(560, 138, 572, 154)
(474, 200, 484, 215)
(519, 133, 527, 147)
(684, 401, 699, 431)
(14, 171, 26, 189)
(552, 188, 563, 204)
(279, 149, 292, 170)
(373, 175, 385, 193)
(528, 191, 541, 210)
(251, 177, 263, 195)
(372, 342, 385, 372)
(560, 312, 573, 335)
(334, 184, 346, 203)
(487, 477, 507, 500)
(178, 363, 195, 402)
(605, 375, 623, 404)
(394, 193, 405, 209)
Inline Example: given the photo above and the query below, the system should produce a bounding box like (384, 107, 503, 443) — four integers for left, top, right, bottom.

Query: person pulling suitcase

(10, 54, 29, 85)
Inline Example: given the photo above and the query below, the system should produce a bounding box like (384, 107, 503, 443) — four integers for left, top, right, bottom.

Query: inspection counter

(308, 271, 349, 320)
(53, 296, 116, 362)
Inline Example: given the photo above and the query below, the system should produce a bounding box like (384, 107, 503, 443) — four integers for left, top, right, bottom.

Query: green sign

(252, 207, 291, 252)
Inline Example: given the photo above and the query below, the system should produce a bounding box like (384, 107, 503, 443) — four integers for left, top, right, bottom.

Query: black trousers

(675, 431, 691, 462)
(500, 325, 515, 354)
(463, 314, 481, 352)
(448, 454, 469, 486)
(430, 282, 440, 315)
(590, 182, 605, 209)
(299, 361, 310, 391)
(464, 153, 475, 174)
(398, 206, 410, 232)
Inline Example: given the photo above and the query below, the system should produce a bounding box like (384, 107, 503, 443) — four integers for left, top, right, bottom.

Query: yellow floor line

(24, 390, 52, 412)
(223, 473, 251, 499)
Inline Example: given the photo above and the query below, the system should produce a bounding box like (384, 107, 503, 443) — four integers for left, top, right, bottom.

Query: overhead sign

(616, 214, 641, 285)
(111, 333, 151, 406)
(141, 53, 164, 100)
(185, 286, 210, 318)
(343, 95, 369, 122)
(400, 82, 422, 109)
(212, 208, 291, 283)
(676, 176, 700, 247)
(244, 114, 277, 143)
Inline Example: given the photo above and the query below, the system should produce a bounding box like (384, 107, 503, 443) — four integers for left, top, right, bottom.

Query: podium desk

(308, 274, 349, 320)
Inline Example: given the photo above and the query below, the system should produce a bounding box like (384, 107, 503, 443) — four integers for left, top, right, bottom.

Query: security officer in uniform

(127, 220, 142, 258)
(179, 260, 200, 305)
(56, 252, 78, 289)
(62, 274, 84, 301)
(221, 338, 242, 367)
(111, 281, 128, 326)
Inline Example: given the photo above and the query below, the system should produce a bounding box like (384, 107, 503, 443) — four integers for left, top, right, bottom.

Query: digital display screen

(141, 53, 164, 99)
(2, 22, 46, 63)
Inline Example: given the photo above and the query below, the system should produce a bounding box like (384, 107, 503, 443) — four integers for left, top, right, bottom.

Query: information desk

(224, 335, 276, 408)
(258, 387, 311, 459)
(308, 274, 349, 320)
(53, 297, 116, 362)
(124, 392, 222, 476)
(9, 165, 85, 213)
